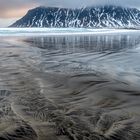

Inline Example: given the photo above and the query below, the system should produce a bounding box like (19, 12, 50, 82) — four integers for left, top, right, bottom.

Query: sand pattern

(0, 34, 140, 140)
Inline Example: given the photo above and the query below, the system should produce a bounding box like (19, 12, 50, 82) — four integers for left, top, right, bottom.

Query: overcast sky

(0, 0, 140, 27)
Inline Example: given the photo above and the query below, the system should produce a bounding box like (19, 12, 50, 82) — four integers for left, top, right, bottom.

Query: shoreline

(0, 28, 139, 37)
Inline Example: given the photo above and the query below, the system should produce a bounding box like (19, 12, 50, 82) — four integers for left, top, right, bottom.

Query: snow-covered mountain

(10, 6, 140, 28)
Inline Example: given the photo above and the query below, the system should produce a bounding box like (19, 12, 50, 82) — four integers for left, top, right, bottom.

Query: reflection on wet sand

(0, 33, 140, 139)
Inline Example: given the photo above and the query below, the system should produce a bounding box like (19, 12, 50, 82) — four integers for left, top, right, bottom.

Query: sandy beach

(0, 32, 140, 139)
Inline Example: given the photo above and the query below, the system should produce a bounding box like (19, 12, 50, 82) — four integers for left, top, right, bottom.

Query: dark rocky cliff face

(10, 6, 140, 28)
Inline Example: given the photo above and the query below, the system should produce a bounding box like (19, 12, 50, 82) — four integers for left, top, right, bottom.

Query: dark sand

(0, 34, 140, 140)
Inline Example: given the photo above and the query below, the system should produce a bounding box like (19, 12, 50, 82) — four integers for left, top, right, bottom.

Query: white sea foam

(0, 28, 139, 36)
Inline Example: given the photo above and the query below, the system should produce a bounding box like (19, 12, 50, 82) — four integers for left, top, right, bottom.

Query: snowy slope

(10, 6, 140, 28)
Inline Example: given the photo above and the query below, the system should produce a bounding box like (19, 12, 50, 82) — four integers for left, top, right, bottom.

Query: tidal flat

(0, 29, 140, 140)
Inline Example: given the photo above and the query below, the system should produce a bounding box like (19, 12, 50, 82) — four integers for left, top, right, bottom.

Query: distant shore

(0, 28, 139, 37)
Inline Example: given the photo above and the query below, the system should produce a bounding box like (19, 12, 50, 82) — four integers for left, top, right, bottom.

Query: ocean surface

(0, 28, 140, 140)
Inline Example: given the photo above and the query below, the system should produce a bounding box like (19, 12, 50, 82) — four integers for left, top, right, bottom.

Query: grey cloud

(0, 0, 140, 18)
(1, 0, 140, 10)
(39, 0, 140, 8)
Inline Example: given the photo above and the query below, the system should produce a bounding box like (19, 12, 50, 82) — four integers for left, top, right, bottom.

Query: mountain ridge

(10, 5, 140, 28)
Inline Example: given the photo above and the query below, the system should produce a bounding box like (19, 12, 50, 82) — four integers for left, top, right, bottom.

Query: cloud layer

(0, 0, 140, 18)
(43, 0, 140, 8)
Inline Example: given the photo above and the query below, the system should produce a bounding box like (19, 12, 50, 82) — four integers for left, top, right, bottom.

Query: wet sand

(0, 70, 140, 140)
(0, 34, 140, 140)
